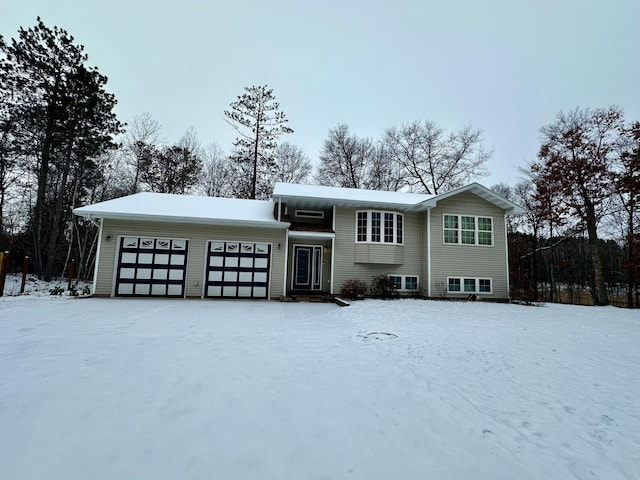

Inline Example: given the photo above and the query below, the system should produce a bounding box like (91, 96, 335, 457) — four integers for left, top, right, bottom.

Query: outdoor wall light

(105, 235, 112, 241)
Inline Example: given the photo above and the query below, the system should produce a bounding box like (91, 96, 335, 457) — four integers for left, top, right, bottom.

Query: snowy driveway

(1, 297, 639, 479)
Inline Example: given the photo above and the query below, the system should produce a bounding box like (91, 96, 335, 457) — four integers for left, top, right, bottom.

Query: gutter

(74, 211, 290, 229)
(86, 214, 101, 228)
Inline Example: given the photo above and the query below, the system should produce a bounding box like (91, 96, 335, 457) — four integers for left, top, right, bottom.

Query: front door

(293, 245, 322, 291)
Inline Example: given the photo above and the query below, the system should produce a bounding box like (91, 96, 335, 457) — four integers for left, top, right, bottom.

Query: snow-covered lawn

(1, 297, 638, 480)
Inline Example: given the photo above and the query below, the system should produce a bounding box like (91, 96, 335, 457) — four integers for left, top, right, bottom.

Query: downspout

(88, 215, 102, 295)
(283, 228, 289, 298)
(504, 213, 510, 300)
(330, 205, 336, 295)
(427, 209, 432, 298)
(277, 197, 281, 222)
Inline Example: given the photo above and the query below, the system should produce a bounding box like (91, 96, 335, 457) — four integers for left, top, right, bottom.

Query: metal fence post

(0, 251, 8, 297)
(67, 259, 75, 290)
(20, 256, 29, 294)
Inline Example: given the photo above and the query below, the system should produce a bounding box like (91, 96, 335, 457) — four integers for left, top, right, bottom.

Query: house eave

(274, 195, 426, 212)
(73, 210, 290, 229)
(418, 183, 526, 215)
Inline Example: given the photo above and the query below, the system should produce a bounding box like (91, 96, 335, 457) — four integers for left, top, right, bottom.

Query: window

(447, 277, 492, 294)
(389, 275, 419, 291)
(389, 276, 402, 289)
(355, 211, 404, 244)
(357, 212, 367, 242)
(443, 214, 493, 246)
(478, 217, 493, 245)
(404, 276, 418, 291)
(464, 278, 476, 292)
(371, 212, 381, 242)
(479, 279, 491, 293)
(384, 213, 394, 243)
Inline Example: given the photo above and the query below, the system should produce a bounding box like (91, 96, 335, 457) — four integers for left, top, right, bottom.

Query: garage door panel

(205, 240, 271, 299)
(115, 237, 188, 297)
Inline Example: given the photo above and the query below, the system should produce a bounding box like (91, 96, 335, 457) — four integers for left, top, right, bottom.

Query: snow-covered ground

(1, 297, 638, 480)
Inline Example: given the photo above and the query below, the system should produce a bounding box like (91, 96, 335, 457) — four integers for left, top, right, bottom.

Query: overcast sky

(2, 0, 639, 187)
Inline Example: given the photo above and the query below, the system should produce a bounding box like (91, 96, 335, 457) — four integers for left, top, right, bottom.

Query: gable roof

(272, 182, 433, 211)
(73, 192, 289, 228)
(419, 183, 526, 215)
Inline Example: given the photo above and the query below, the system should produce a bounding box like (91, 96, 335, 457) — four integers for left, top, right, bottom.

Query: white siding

(333, 207, 424, 295)
(428, 191, 509, 299)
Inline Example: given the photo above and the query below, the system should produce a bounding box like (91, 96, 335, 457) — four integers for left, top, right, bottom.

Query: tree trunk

(584, 201, 609, 306)
(532, 226, 539, 301)
(43, 128, 76, 281)
(251, 118, 260, 200)
(33, 93, 59, 275)
(627, 207, 635, 308)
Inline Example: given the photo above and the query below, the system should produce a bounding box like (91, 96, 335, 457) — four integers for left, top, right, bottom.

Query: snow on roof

(273, 182, 433, 208)
(73, 192, 288, 228)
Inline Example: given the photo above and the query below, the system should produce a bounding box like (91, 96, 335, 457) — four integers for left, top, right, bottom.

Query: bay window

(356, 211, 404, 244)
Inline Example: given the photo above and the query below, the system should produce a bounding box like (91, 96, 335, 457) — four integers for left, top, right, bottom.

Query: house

(73, 182, 524, 300)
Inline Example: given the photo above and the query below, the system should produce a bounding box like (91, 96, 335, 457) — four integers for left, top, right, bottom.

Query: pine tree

(224, 85, 292, 199)
(0, 18, 123, 279)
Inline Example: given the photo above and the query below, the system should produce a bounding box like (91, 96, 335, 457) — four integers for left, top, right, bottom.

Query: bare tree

(316, 124, 393, 189)
(611, 121, 640, 307)
(384, 120, 490, 194)
(532, 106, 624, 305)
(138, 142, 202, 194)
(123, 113, 162, 194)
(272, 142, 311, 184)
(199, 142, 232, 197)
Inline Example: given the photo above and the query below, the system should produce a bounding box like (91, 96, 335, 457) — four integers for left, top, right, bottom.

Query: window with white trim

(443, 214, 493, 246)
(356, 211, 404, 244)
(447, 277, 492, 294)
(389, 275, 419, 291)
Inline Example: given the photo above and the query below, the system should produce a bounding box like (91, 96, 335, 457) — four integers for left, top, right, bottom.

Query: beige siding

(95, 219, 287, 299)
(333, 207, 425, 295)
(428, 191, 508, 299)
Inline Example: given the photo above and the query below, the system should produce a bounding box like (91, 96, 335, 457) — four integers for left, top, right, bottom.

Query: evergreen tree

(224, 85, 292, 199)
(0, 18, 123, 279)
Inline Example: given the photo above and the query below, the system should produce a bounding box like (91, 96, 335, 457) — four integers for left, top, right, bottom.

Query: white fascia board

(277, 194, 426, 211)
(417, 183, 526, 215)
(73, 211, 290, 229)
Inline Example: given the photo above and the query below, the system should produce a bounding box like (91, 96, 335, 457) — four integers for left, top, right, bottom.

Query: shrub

(370, 275, 399, 299)
(49, 285, 64, 296)
(340, 279, 368, 299)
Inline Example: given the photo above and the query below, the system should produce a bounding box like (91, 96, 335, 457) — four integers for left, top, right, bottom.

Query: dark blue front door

(293, 246, 322, 290)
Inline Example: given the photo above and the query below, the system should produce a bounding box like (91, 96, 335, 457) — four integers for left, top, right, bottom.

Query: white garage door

(115, 237, 188, 297)
(205, 241, 271, 298)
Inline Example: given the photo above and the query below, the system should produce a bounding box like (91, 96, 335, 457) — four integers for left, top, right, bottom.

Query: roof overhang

(274, 194, 428, 212)
(73, 209, 290, 229)
(272, 182, 433, 212)
(418, 183, 526, 215)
